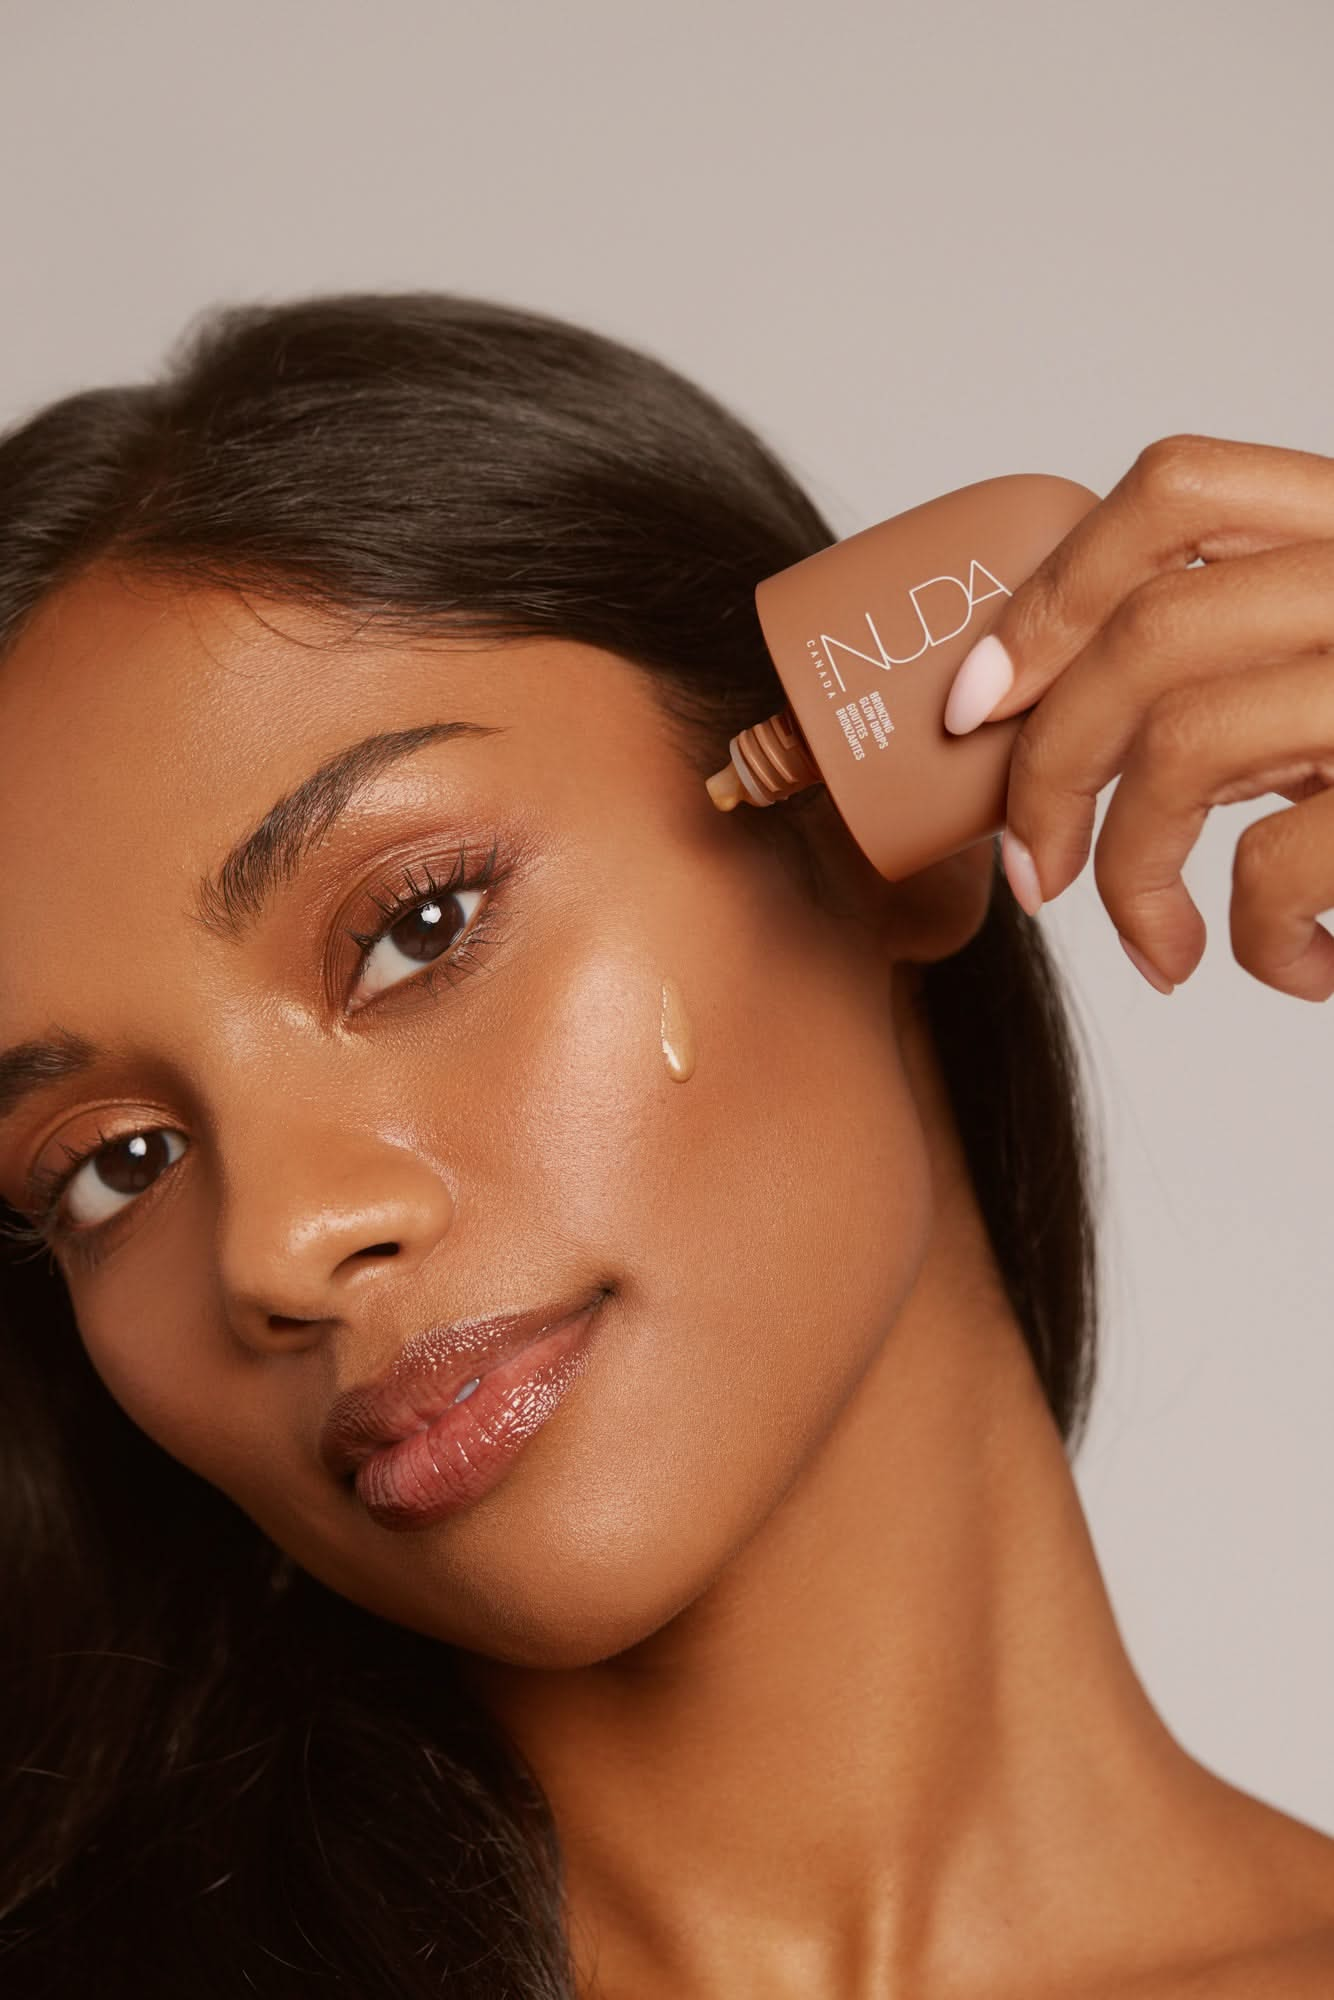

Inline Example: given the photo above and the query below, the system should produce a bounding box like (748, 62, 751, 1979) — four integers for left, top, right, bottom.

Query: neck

(459, 1024, 1229, 2000)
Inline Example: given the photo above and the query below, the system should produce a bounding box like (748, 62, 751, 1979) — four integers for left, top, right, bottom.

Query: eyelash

(1, 838, 509, 1265)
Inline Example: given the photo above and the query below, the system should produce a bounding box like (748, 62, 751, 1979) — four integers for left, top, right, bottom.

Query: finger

(1228, 787, 1334, 1000)
(1002, 541, 1334, 900)
(944, 434, 1334, 733)
(1091, 652, 1334, 998)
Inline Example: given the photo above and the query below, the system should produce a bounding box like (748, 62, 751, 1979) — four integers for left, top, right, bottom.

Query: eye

(351, 881, 487, 1004)
(2, 845, 512, 1261)
(46, 1128, 189, 1233)
(344, 841, 509, 1011)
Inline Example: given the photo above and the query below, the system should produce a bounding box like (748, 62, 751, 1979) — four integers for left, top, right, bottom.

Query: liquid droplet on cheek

(659, 976, 696, 1081)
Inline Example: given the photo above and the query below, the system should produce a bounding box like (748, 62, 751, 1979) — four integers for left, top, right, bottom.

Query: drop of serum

(659, 976, 696, 1081)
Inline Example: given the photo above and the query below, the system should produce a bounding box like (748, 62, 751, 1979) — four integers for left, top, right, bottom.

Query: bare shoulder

(1100, 1919, 1334, 1999)
(1168, 1827, 1334, 1997)
(1268, 1922, 1334, 1992)
(1195, 1922, 1334, 1997)
(1204, 1801, 1334, 1997)
(1104, 1789, 1334, 1999)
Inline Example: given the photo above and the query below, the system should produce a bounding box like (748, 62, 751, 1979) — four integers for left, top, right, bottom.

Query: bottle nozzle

(704, 706, 821, 813)
(705, 763, 747, 811)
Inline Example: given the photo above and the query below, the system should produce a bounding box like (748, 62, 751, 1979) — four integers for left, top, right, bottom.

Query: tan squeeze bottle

(705, 475, 1100, 880)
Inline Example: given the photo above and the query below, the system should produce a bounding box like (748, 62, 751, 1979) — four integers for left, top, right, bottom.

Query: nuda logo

(809, 560, 1010, 694)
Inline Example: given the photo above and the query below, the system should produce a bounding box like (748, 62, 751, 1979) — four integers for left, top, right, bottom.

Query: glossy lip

(319, 1283, 612, 1485)
(351, 1300, 605, 1532)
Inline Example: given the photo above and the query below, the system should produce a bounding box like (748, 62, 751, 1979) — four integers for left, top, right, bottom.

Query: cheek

(477, 870, 929, 1325)
(74, 1303, 274, 1502)
(75, 1308, 225, 1480)
(360, 873, 934, 1663)
(672, 888, 934, 1392)
(71, 1228, 312, 1523)
(65, 859, 935, 1665)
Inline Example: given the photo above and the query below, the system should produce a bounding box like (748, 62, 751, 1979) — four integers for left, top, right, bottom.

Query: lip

(319, 1285, 610, 1527)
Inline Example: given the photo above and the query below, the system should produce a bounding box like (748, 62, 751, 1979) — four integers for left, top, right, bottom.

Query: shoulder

(1200, 1923, 1334, 1997)
(1177, 1887, 1334, 1996)
(1203, 1813, 1334, 1997)
(1094, 1921, 1334, 1999)
(1107, 1795, 1334, 1999)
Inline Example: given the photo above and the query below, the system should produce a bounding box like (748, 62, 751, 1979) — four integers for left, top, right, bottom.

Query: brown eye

(354, 886, 485, 1002)
(60, 1130, 188, 1230)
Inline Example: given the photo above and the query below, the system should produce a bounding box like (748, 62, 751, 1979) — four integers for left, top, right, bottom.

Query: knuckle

(1227, 909, 1271, 983)
(1108, 570, 1187, 658)
(1232, 820, 1276, 894)
(1230, 932, 1267, 983)
(1006, 547, 1067, 650)
(1129, 433, 1215, 505)
(1137, 685, 1210, 770)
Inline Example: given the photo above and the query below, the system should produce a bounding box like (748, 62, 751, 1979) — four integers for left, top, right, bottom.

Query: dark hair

(0, 293, 1102, 1993)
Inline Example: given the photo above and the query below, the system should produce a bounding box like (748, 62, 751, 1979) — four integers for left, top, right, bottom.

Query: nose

(217, 1125, 456, 1352)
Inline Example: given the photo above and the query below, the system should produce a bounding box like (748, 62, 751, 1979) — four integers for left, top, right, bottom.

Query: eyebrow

(0, 720, 505, 1132)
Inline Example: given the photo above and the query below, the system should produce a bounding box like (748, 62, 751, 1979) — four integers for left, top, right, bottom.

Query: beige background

(2, 0, 1330, 1830)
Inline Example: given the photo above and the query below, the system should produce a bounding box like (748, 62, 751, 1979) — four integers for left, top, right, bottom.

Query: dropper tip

(705, 762, 747, 812)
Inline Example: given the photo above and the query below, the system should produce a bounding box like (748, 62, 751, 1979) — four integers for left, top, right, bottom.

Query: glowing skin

(2, 566, 1333, 2000)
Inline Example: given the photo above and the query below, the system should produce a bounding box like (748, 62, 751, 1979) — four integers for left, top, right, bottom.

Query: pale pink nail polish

(1118, 933, 1175, 995)
(1002, 828, 1043, 916)
(943, 633, 1014, 735)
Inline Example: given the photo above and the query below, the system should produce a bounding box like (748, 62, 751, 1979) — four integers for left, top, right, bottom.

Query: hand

(942, 434, 1334, 1001)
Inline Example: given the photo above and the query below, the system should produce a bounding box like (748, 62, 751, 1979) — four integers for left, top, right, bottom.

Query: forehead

(0, 563, 664, 816)
(0, 564, 689, 1019)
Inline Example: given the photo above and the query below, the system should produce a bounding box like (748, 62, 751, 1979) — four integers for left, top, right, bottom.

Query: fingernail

(1002, 828, 1043, 916)
(943, 633, 1014, 735)
(1118, 933, 1175, 995)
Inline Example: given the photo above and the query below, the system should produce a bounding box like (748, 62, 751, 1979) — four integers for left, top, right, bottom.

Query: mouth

(319, 1283, 613, 1488)
(332, 1288, 611, 1532)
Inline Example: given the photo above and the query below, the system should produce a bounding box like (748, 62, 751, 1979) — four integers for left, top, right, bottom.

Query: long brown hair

(0, 293, 1102, 1993)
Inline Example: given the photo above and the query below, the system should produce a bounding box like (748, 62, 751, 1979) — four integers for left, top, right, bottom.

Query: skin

(966, 433, 1334, 998)
(0, 501, 1331, 1996)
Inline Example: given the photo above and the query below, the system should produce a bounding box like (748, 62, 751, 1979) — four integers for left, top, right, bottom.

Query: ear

(801, 790, 999, 965)
(881, 837, 999, 966)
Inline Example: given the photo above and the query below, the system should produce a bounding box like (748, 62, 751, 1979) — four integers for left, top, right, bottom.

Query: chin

(347, 1514, 744, 1670)
(481, 1562, 729, 1670)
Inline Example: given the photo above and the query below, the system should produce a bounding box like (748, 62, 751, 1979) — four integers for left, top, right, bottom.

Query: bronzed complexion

(6, 565, 1330, 2000)
(0, 563, 942, 1657)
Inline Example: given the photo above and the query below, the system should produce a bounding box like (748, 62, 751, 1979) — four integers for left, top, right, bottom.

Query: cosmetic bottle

(705, 474, 1099, 880)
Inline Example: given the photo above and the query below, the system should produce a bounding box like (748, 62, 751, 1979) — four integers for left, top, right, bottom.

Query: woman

(0, 293, 1330, 1997)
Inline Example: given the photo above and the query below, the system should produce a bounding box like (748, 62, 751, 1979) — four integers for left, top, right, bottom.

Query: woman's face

(0, 565, 937, 1666)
